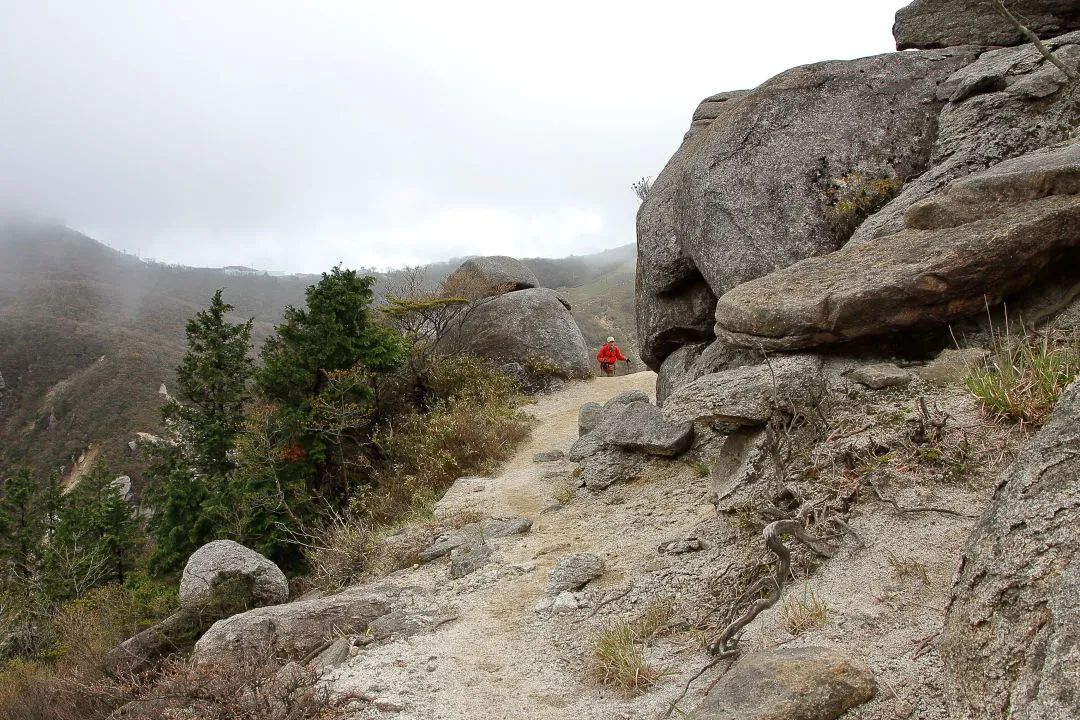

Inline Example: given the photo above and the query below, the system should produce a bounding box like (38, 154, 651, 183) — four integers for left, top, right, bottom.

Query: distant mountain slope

(0, 221, 637, 482)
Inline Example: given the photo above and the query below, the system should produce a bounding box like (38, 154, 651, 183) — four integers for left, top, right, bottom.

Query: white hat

(606, 336, 615, 343)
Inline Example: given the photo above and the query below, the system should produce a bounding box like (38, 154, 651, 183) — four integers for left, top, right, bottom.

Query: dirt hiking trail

(329, 370, 995, 720)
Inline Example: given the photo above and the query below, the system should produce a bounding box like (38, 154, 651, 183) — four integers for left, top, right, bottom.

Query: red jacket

(597, 343, 626, 364)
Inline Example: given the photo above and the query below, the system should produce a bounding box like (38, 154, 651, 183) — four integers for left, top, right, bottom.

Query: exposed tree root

(707, 515, 835, 656)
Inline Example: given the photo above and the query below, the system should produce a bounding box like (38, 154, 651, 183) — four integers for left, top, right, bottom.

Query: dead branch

(991, 0, 1080, 83)
(865, 475, 977, 518)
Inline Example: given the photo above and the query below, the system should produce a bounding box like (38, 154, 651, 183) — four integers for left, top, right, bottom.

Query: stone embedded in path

(849, 363, 912, 390)
(688, 646, 877, 720)
(578, 402, 604, 436)
(713, 195, 1080, 352)
(418, 517, 532, 562)
(579, 448, 647, 492)
(548, 552, 605, 594)
(940, 377, 1080, 719)
(662, 354, 824, 426)
(893, 0, 1080, 50)
(449, 543, 493, 579)
(532, 449, 566, 463)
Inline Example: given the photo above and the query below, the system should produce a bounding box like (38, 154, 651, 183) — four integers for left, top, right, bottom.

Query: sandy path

(330, 371, 722, 720)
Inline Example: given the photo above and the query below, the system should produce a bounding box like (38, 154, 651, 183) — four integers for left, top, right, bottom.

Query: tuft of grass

(887, 552, 930, 586)
(588, 597, 674, 695)
(779, 584, 828, 636)
(588, 620, 660, 695)
(965, 329, 1080, 426)
(684, 458, 709, 478)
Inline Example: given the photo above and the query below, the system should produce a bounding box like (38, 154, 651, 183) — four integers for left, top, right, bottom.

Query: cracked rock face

(712, 142, 1080, 352)
(940, 378, 1080, 719)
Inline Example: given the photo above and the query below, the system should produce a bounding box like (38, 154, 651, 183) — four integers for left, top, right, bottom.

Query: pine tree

(46, 461, 140, 599)
(0, 468, 53, 590)
(144, 289, 254, 575)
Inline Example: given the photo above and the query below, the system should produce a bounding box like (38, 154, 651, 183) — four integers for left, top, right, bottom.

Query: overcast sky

(1, 1, 899, 273)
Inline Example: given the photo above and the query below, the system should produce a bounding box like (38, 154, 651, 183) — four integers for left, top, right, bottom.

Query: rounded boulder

(179, 539, 288, 609)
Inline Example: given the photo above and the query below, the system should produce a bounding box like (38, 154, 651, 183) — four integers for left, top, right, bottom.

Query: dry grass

(588, 597, 674, 695)
(887, 552, 931, 586)
(779, 584, 828, 636)
(552, 482, 576, 505)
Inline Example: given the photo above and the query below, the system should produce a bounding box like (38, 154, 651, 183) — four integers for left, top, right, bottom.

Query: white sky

(0, 1, 900, 273)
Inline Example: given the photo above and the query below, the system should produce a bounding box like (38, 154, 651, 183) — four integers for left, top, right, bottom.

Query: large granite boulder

(443, 255, 539, 299)
(635, 48, 978, 370)
(849, 33, 1080, 246)
(179, 540, 288, 609)
(193, 587, 390, 664)
(452, 287, 591, 379)
(894, 0, 1080, 50)
(688, 646, 876, 720)
(713, 142, 1080, 351)
(939, 378, 1080, 719)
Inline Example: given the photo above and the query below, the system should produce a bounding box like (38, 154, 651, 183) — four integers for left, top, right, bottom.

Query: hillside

(0, 220, 636, 482)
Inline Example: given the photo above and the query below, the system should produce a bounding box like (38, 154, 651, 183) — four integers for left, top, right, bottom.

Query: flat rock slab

(662, 355, 824, 426)
(849, 363, 912, 390)
(193, 588, 390, 664)
(444, 255, 539, 297)
(714, 194, 1080, 352)
(688, 646, 877, 720)
(419, 517, 532, 562)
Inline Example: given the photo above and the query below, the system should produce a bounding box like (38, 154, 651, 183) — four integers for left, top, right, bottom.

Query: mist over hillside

(0, 220, 636, 482)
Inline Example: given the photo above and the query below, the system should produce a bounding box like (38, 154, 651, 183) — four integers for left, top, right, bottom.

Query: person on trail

(597, 336, 628, 376)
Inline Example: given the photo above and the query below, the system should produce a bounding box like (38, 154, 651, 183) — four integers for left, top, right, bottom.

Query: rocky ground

(321, 368, 1018, 720)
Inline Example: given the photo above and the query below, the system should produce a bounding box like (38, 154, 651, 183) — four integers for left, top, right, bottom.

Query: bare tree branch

(991, 0, 1080, 83)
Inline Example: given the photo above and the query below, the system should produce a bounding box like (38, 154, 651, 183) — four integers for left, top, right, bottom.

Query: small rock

(310, 636, 352, 669)
(552, 591, 582, 613)
(533, 449, 566, 463)
(658, 537, 703, 554)
(849, 363, 912, 390)
(548, 553, 605, 594)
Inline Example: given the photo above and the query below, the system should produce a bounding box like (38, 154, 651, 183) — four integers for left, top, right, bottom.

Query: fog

(0, 1, 897, 273)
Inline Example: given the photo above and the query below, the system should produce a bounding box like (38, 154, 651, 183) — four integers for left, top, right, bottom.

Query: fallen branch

(662, 656, 733, 719)
(866, 476, 977, 518)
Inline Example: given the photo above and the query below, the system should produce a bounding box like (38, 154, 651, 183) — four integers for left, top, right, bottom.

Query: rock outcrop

(939, 378, 1080, 719)
(712, 142, 1080, 351)
(893, 0, 1080, 50)
(452, 287, 591, 380)
(443, 255, 539, 298)
(193, 587, 390, 663)
(179, 539, 288, 609)
(635, 48, 978, 370)
(662, 354, 825, 425)
(688, 647, 877, 720)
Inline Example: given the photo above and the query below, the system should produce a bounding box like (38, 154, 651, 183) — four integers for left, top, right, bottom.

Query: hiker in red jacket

(597, 336, 628, 376)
